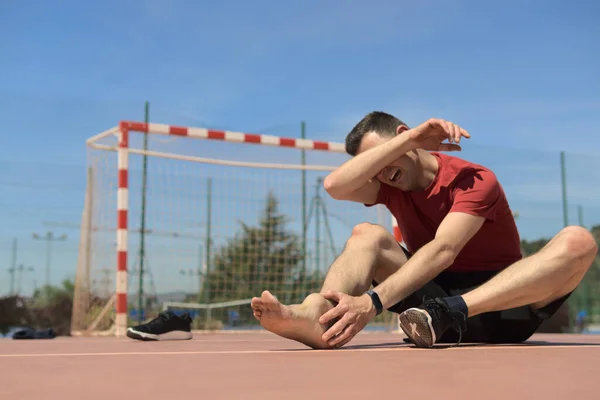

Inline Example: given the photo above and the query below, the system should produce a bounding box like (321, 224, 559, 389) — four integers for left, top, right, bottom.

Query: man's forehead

(357, 131, 390, 154)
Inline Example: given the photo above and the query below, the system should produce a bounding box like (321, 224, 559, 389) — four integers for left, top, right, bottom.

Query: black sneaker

(126, 311, 193, 341)
(398, 297, 466, 348)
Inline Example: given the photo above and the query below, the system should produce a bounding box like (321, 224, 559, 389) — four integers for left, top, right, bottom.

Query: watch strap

(366, 290, 383, 316)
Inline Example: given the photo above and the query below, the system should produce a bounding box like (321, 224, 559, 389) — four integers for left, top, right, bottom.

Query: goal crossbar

(87, 121, 348, 153)
(81, 120, 402, 337)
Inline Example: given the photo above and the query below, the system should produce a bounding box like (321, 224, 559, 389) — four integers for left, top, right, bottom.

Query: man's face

(356, 131, 418, 191)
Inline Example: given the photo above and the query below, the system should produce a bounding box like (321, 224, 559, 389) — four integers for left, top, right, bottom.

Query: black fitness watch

(365, 290, 383, 316)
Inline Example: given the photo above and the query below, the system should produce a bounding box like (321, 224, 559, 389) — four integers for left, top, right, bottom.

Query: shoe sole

(398, 308, 436, 348)
(126, 328, 193, 341)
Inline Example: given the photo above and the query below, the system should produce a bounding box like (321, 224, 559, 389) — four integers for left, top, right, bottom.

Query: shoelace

(422, 296, 466, 347)
(449, 317, 464, 347)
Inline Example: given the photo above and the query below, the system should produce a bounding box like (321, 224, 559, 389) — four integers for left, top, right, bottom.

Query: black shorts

(372, 245, 571, 344)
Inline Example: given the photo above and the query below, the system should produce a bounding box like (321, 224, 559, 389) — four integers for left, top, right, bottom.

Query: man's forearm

(373, 240, 456, 309)
(323, 133, 416, 197)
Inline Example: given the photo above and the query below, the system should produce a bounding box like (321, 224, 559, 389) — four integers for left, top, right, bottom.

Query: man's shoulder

(437, 154, 508, 219)
(435, 152, 494, 171)
(435, 152, 499, 185)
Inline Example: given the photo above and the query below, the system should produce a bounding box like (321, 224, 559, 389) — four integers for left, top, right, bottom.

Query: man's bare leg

(462, 226, 597, 316)
(400, 226, 597, 347)
(251, 223, 408, 349)
(319, 223, 409, 295)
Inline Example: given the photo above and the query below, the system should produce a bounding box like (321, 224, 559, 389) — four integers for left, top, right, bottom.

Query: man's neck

(415, 152, 439, 191)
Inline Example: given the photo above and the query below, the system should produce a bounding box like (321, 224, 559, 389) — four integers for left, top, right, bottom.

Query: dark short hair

(345, 111, 408, 156)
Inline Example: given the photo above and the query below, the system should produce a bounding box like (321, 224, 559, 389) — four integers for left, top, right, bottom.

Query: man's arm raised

(323, 118, 469, 204)
(323, 132, 415, 204)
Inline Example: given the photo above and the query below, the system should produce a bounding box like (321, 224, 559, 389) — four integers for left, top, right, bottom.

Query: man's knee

(349, 222, 397, 251)
(555, 226, 598, 269)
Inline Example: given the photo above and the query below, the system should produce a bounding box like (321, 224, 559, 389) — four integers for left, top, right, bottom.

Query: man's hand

(318, 290, 377, 348)
(407, 118, 471, 152)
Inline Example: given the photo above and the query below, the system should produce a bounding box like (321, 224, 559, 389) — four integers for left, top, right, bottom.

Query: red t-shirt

(369, 152, 522, 272)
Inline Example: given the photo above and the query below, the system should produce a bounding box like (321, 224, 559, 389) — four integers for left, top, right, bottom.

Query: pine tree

(203, 191, 305, 322)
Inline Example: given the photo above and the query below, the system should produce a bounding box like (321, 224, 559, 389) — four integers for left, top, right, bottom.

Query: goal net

(71, 121, 399, 336)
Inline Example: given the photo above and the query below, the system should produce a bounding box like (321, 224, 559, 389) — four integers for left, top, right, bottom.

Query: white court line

(0, 338, 286, 344)
(1, 344, 599, 358)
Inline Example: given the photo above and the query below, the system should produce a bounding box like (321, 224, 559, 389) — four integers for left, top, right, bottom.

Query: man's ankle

(442, 295, 469, 318)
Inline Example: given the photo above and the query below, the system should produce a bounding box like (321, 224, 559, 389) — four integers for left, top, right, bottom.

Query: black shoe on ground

(127, 311, 193, 341)
(398, 297, 467, 348)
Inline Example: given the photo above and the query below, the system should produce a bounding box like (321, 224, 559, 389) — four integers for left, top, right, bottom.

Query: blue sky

(1, 0, 599, 296)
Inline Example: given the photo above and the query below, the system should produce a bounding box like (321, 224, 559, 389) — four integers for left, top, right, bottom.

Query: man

(251, 111, 597, 349)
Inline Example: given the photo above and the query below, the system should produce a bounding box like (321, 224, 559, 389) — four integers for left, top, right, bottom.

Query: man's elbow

(323, 176, 343, 199)
(433, 241, 460, 270)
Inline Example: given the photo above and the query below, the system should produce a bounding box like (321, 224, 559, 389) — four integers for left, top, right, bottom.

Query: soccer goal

(71, 120, 402, 337)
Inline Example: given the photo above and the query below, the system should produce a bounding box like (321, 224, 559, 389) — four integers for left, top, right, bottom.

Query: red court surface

(1, 331, 599, 399)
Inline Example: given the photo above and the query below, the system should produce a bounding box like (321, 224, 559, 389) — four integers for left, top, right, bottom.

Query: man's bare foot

(251, 290, 335, 349)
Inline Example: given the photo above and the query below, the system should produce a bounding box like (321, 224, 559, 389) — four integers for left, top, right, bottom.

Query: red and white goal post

(71, 120, 403, 337)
